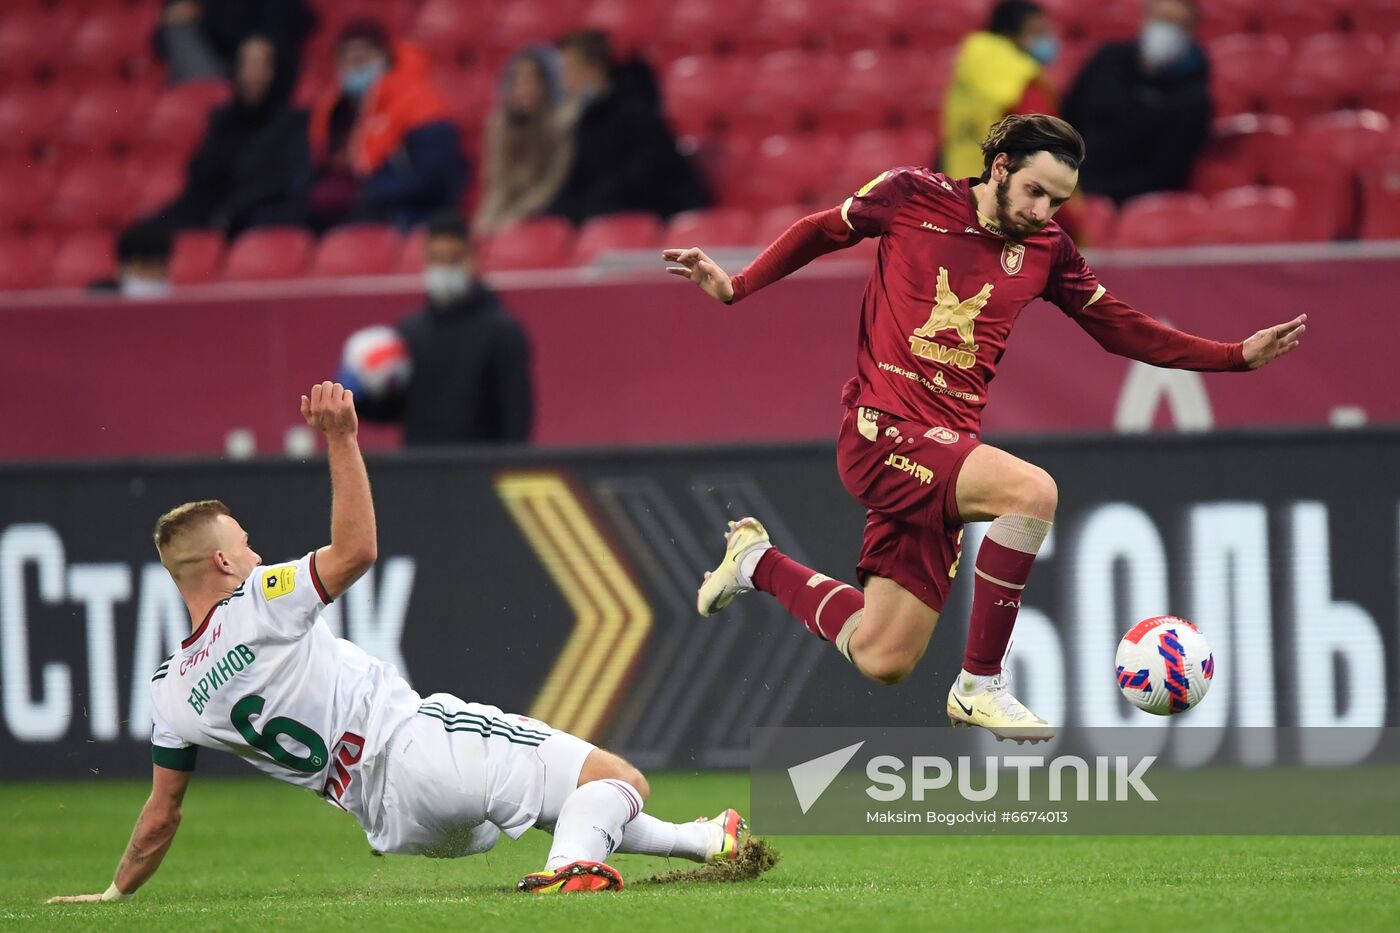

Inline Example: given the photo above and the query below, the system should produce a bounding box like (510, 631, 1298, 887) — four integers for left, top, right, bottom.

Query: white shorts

(365, 693, 596, 857)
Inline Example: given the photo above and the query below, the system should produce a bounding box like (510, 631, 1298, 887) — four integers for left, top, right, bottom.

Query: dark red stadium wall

(0, 254, 1394, 459)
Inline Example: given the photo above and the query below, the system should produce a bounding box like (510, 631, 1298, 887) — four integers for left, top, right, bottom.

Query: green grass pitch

(3, 772, 1396, 931)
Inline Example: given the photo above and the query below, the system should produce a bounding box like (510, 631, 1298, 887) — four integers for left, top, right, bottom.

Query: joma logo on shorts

(884, 453, 933, 485)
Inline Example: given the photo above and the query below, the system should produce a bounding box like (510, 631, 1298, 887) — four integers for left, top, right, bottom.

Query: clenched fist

(300, 382, 358, 438)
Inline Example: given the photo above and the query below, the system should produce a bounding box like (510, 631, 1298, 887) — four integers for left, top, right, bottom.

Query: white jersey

(148, 552, 421, 834)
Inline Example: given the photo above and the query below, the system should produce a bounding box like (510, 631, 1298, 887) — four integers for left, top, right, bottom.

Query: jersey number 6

(231, 694, 329, 773)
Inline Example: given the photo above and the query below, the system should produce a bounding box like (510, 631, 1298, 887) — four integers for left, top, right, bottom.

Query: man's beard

(994, 176, 1044, 242)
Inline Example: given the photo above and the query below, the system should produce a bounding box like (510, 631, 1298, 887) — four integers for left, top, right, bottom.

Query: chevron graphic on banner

(495, 472, 652, 742)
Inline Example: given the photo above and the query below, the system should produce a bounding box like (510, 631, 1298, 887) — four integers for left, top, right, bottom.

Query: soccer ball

(338, 325, 412, 402)
(1114, 616, 1214, 715)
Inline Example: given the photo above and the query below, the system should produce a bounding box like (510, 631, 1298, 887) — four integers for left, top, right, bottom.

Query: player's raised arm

(47, 765, 192, 904)
(301, 381, 377, 600)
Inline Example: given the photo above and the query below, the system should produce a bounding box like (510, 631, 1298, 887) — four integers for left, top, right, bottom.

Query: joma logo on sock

(994, 598, 1021, 608)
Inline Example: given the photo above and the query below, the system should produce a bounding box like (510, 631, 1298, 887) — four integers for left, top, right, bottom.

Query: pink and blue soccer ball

(1114, 615, 1214, 715)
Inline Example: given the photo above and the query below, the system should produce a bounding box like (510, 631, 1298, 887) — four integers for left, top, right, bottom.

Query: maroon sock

(752, 548, 864, 642)
(963, 538, 1039, 675)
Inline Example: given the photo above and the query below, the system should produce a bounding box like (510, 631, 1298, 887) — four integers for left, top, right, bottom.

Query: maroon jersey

(834, 167, 1242, 432)
(729, 167, 1245, 435)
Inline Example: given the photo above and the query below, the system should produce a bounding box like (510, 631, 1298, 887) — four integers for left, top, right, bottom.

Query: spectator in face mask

(1062, 0, 1212, 204)
(88, 222, 173, 299)
(940, 1, 1061, 180)
(308, 20, 469, 231)
(351, 211, 533, 445)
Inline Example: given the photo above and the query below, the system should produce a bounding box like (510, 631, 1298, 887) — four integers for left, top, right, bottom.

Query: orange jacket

(309, 41, 451, 177)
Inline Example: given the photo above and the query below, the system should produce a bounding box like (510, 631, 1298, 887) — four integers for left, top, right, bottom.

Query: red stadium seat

(222, 227, 315, 281)
(1037, 0, 1138, 43)
(658, 0, 762, 59)
(1296, 110, 1392, 174)
(1075, 194, 1118, 249)
(1205, 34, 1290, 118)
(480, 217, 576, 270)
(0, 159, 60, 230)
(410, 0, 493, 66)
(740, 134, 847, 209)
(310, 225, 405, 277)
(841, 129, 938, 194)
(738, 0, 845, 54)
(0, 5, 77, 80)
(1197, 0, 1253, 39)
(0, 233, 57, 290)
(66, 6, 158, 76)
(1190, 114, 1294, 195)
(583, 0, 664, 58)
(140, 81, 233, 160)
(664, 56, 748, 137)
(434, 68, 496, 136)
(1114, 193, 1212, 249)
(50, 230, 115, 288)
(753, 204, 812, 247)
(51, 160, 136, 230)
(490, 0, 586, 54)
(573, 212, 665, 264)
(1350, 0, 1400, 34)
(63, 85, 156, 155)
(0, 84, 77, 157)
(733, 50, 843, 135)
(1279, 34, 1386, 118)
(169, 230, 227, 285)
(398, 227, 428, 274)
(1202, 186, 1300, 245)
(1360, 155, 1400, 240)
(1247, 0, 1346, 42)
(665, 208, 756, 248)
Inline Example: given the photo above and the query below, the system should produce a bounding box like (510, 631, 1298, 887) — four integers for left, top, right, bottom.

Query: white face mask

(1140, 19, 1191, 69)
(119, 275, 170, 300)
(423, 265, 471, 305)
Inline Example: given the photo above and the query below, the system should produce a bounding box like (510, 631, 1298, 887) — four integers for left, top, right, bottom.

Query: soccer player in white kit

(48, 383, 745, 903)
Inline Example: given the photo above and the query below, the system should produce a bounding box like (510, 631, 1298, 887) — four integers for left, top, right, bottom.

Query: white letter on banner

(0, 525, 72, 741)
(67, 564, 131, 741)
(1073, 505, 1170, 753)
(1291, 503, 1384, 764)
(1114, 361, 1214, 432)
(1184, 503, 1275, 766)
(128, 564, 191, 740)
(344, 558, 414, 678)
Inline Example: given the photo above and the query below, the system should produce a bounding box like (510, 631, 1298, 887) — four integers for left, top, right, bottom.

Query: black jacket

(158, 100, 311, 235)
(549, 83, 708, 224)
(357, 284, 533, 445)
(1062, 42, 1213, 204)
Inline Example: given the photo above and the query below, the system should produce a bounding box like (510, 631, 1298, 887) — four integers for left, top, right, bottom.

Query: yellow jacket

(940, 32, 1043, 178)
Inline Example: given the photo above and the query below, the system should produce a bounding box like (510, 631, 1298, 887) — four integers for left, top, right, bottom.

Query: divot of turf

(639, 838, 779, 885)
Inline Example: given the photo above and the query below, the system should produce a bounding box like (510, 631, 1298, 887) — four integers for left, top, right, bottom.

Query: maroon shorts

(835, 406, 980, 614)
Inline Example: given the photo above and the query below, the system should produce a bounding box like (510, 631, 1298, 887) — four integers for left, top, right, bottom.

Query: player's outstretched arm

(1240, 314, 1306, 370)
(662, 247, 734, 302)
(301, 381, 377, 600)
(47, 765, 191, 904)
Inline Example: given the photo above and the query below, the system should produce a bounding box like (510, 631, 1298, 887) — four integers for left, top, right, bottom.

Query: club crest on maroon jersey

(1000, 242, 1025, 275)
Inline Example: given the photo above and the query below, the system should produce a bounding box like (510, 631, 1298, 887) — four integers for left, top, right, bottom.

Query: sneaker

(516, 860, 624, 894)
(696, 808, 747, 863)
(946, 669, 1054, 743)
(696, 518, 770, 617)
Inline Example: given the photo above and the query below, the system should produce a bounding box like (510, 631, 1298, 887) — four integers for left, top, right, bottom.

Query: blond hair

(153, 500, 230, 579)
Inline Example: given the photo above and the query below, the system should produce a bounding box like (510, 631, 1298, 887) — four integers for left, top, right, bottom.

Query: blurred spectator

(308, 20, 468, 231)
(154, 0, 313, 85)
(941, 1, 1060, 179)
(473, 47, 574, 236)
(354, 211, 533, 445)
(89, 222, 173, 299)
(151, 35, 310, 237)
(1062, 0, 1212, 204)
(547, 29, 708, 225)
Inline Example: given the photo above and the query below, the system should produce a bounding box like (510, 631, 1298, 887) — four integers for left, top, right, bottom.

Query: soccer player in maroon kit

(664, 115, 1305, 741)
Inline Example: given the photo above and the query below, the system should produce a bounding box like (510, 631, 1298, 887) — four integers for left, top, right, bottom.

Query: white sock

(737, 543, 771, 588)
(545, 779, 642, 870)
(616, 813, 719, 863)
